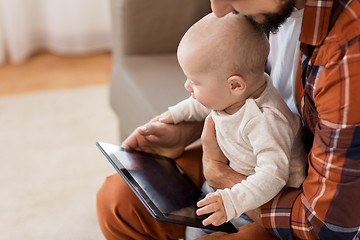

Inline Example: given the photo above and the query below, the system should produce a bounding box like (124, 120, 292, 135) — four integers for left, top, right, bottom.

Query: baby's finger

(210, 212, 227, 226)
(158, 111, 174, 123)
(201, 211, 224, 226)
(197, 203, 220, 216)
(211, 217, 227, 226)
(197, 193, 218, 207)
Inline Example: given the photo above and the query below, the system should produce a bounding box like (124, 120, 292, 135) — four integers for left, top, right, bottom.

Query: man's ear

(227, 75, 246, 95)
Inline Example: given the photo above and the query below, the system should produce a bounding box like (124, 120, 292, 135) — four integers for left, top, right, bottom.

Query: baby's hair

(179, 13, 270, 80)
(215, 14, 269, 78)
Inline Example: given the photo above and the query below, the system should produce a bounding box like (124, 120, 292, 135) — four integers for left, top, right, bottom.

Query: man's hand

(201, 115, 246, 189)
(197, 192, 227, 226)
(122, 114, 203, 159)
(201, 115, 231, 188)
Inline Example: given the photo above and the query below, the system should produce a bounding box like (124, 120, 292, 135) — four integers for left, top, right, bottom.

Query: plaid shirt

(261, 0, 360, 239)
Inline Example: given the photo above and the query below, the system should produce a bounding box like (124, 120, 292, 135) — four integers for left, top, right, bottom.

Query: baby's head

(177, 12, 269, 113)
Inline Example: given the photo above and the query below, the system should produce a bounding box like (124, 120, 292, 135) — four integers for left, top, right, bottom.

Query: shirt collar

(300, 0, 334, 46)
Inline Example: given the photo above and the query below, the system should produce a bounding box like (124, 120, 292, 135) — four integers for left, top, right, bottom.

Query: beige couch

(109, 0, 211, 140)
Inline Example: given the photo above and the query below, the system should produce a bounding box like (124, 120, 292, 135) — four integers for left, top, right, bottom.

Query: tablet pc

(96, 141, 238, 233)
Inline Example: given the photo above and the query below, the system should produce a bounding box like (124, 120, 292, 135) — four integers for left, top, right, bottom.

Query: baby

(160, 12, 307, 226)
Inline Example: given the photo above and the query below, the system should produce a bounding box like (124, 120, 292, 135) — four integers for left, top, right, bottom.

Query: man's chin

(248, 14, 266, 24)
(245, 0, 296, 33)
(246, 14, 290, 34)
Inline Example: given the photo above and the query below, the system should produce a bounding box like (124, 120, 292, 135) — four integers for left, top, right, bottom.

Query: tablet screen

(111, 147, 204, 216)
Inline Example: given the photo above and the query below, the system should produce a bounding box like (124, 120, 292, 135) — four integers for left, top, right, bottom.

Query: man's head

(177, 13, 269, 113)
(210, 0, 298, 33)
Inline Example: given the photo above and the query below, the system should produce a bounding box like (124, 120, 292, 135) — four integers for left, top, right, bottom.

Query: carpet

(0, 85, 118, 239)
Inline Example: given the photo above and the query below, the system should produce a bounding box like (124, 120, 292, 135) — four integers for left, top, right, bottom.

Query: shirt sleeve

(261, 4, 360, 238)
(168, 96, 210, 124)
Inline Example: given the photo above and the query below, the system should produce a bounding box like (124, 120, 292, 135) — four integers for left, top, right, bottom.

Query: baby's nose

(184, 79, 193, 93)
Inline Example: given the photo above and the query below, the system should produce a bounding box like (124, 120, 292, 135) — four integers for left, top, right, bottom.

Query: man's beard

(241, 0, 296, 34)
(261, 0, 296, 33)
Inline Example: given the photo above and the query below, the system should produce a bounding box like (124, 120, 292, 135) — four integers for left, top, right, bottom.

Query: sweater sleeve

(168, 96, 211, 124)
(218, 108, 294, 222)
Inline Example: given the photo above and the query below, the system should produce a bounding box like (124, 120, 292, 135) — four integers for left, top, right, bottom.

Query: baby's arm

(217, 111, 301, 222)
(168, 96, 211, 124)
(196, 192, 227, 226)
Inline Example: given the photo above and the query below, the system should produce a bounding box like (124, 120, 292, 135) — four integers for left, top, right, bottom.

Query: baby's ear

(227, 75, 246, 95)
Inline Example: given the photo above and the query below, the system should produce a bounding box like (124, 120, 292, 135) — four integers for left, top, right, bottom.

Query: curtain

(0, 0, 111, 65)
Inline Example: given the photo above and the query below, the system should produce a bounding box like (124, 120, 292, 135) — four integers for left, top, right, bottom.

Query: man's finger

(122, 129, 140, 148)
(201, 115, 216, 142)
(138, 122, 165, 136)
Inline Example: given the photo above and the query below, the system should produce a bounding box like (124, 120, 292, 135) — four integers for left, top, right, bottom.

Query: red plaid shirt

(261, 0, 360, 239)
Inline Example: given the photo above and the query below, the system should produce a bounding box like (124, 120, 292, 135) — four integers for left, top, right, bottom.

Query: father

(97, 0, 360, 239)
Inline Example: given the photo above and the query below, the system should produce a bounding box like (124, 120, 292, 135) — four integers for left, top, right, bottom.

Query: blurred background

(0, 0, 118, 239)
(0, 0, 111, 65)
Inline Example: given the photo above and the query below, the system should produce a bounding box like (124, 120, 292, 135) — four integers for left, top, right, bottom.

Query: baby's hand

(196, 192, 227, 226)
(153, 111, 174, 124)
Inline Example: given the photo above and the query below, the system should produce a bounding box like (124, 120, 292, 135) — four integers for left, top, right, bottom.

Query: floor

(0, 52, 117, 240)
(0, 51, 112, 95)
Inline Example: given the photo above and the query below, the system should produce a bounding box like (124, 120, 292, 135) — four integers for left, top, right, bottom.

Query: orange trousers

(96, 146, 277, 240)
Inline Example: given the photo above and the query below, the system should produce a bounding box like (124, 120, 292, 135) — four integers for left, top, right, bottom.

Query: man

(97, 0, 360, 239)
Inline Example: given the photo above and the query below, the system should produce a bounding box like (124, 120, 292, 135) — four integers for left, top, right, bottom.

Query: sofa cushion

(110, 54, 189, 139)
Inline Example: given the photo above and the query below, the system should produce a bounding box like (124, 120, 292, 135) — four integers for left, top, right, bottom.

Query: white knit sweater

(169, 74, 307, 221)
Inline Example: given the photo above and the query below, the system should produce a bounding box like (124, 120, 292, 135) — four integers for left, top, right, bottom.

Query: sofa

(109, 0, 211, 140)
